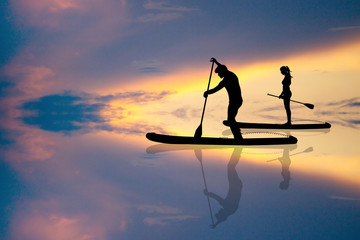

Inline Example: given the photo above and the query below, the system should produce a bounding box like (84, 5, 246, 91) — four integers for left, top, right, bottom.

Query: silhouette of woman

(279, 66, 292, 125)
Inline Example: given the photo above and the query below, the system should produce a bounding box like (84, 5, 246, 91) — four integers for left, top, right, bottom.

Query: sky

(1, 1, 360, 240)
(1, 0, 359, 135)
(1, 0, 360, 91)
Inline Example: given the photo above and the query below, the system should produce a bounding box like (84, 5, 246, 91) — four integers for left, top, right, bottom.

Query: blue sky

(1, 0, 359, 87)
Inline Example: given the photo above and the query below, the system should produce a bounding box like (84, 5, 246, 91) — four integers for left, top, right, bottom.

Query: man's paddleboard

(223, 120, 331, 129)
(146, 132, 297, 145)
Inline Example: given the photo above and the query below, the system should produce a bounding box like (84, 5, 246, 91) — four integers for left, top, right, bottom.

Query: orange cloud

(10, 197, 127, 240)
(11, 0, 127, 31)
(11, 0, 82, 28)
(4, 130, 56, 162)
(4, 64, 55, 96)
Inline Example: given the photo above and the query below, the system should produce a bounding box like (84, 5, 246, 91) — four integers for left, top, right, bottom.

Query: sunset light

(1, 0, 360, 239)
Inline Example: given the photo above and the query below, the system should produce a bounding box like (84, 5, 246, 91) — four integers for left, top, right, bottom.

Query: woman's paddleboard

(223, 120, 331, 129)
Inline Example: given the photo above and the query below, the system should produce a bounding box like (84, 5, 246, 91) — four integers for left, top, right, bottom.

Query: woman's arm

(279, 91, 284, 98)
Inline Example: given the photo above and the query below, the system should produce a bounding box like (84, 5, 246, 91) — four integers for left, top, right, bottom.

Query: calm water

(1, 98, 359, 240)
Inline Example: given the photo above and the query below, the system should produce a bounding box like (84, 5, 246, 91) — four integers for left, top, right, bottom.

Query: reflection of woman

(203, 148, 242, 228)
(279, 66, 292, 125)
(278, 148, 291, 190)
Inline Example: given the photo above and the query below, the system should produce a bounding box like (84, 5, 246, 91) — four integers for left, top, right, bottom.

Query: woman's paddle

(194, 61, 215, 138)
(267, 93, 314, 109)
(266, 147, 313, 162)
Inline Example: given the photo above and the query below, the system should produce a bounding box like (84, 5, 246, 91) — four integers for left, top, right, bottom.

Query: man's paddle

(194, 61, 215, 138)
(194, 149, 215, 225)
(267, 93, 314, 109)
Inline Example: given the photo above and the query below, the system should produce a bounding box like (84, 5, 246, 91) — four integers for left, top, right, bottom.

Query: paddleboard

(223, 120, 331, 129)
(146, 132, 297, 146)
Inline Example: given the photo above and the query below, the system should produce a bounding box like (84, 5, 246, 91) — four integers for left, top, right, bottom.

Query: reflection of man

(278, 149, 291, 190)
(203, 148, 242, 228)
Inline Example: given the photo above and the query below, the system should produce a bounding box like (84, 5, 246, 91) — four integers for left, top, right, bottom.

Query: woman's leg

(283, 98, 291, 124)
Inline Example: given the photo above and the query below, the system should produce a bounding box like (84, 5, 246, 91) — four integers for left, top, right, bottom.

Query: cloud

(95, 90, 174, 103)
(11, 0, 127, 30)
(137, 203, 198, 226)
(144, 1, 199, 12)
(138, 1, 198, 23)
(171, 107, 188, 119)
(9, 179, 128, 240)
(94, 122, 170, 136)
(330, 195, 360, 201)
(327, 98, 360, 107)
(137, 67, 163, 73)
(18, 90, 173, 134)
(310, 98, 360, 128)
(329, 25, 360, 32)
(144, 215, 198, 226)
(3, 129, 56, 162)
(137, 204, 181, 214)
(138, 12, 182, 23)
(349, 120, 360, 124)
(20, 94, 107, 133)
(131, 59, 164, 73)
(3, 64, 55, 96)
(347, 102, 360, 107)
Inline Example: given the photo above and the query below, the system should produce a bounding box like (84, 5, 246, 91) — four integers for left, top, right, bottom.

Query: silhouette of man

(204, 58, 243, 140)
(203, 147, 242, 228)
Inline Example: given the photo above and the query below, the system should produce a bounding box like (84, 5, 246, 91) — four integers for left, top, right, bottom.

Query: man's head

(215, 65, 228, 78)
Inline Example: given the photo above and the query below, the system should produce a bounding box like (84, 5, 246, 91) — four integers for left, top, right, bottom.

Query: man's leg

(230, 125, 243, 140)
(228, 104, 242, 140)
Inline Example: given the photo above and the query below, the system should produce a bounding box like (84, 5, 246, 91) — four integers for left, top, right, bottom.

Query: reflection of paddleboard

(223, 120, 331, 129)
(146, 132, 297, 146)
(146, 143, 298, 154)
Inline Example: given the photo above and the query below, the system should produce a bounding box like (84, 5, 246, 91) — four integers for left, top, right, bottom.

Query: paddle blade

(303, 146, 313, 153)
(194, 149, 202, 162)
(305, 103, 314, 109)
(194, 124, 202, 138)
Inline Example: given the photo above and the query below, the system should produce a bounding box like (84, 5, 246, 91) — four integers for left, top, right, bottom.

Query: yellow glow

(98, 38, 360, 136)
(109, 38, 360, 96)
(104, 38, 360, 127)
(96, 38, 360, 189)
(104, 37, 360, 133)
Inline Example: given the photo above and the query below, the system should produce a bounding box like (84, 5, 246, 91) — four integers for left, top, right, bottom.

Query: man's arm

(211, 57, 221, 66)
(204, 80, 225, 98)
(204, 189, 226, 207)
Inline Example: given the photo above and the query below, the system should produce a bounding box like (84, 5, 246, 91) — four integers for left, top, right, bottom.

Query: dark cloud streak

(19, 90, 174, 134)
(95, 90, 174, 103)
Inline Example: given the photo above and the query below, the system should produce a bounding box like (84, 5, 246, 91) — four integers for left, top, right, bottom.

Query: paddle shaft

(199, 61, 215, 126)
(200, 160, 215, 225)
(195, 149, 215, 225)
(267, 147, 313, 162)
(267, 93, 310, 105)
